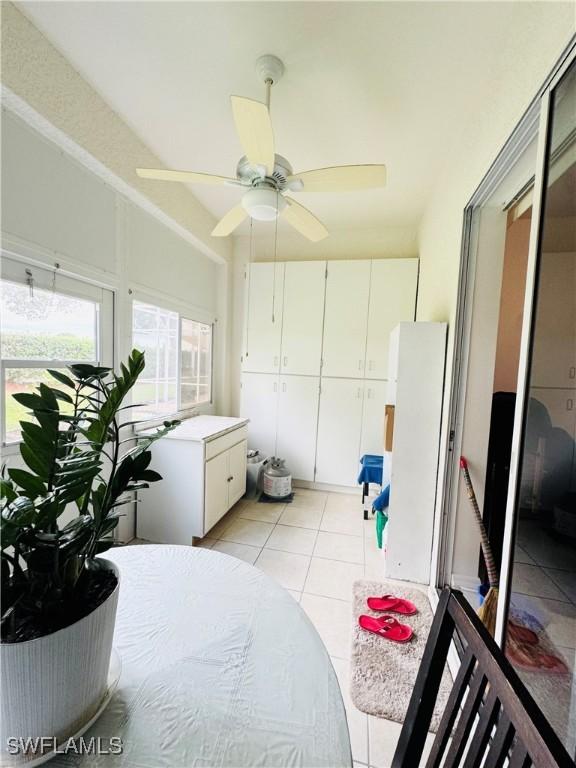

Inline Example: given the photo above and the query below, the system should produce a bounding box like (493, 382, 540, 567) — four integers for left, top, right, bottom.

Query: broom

(459, 456, 499, 636)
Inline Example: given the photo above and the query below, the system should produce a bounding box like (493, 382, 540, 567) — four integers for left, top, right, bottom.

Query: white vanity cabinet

(137, 416, 248, 544)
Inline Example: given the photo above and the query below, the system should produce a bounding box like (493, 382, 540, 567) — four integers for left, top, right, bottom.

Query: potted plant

(0, 349, 178, 764)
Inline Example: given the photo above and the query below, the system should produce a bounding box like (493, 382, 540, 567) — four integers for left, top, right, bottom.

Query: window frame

(1, 254, 115, 449)
(130, 297, 214, 425)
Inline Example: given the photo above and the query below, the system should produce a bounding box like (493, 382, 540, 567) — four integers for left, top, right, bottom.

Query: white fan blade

(137, 168, 236, 185)
(211, 205, 248, 237)
(231, 96, 275, 176)
(283, 198, 328, 242)
(287, 164, 387, 192)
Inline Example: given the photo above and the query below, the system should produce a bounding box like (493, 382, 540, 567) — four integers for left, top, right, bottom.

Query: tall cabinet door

(280, 261, 326, 375)
(315, 377, 364, 486)
(360, 380, 387, 457)
(276, 376, 320, 481)
(240, 373, 278, 457)
(322, 261, 371, 378)
(205, 451, 229, 532)
(242, 262, 284, 374)
(365, 259, 418, 380)
(228, 439, 248, 507)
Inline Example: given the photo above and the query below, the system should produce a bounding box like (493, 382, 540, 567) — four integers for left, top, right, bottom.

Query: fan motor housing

(236, 154, 293, 191)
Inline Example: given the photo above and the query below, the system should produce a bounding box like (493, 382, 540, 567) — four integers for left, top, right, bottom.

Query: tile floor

(511, 519, 576, 739)
(191, 487, 427, 768)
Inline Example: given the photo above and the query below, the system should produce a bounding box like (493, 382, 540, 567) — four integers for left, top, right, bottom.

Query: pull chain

(52, 262, 60, 293)
(25, 269, 34, 298)
(245, 218, 254, 359)
(271, 190, 279, 323)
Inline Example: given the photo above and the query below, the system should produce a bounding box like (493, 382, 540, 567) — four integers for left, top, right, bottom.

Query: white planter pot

(0, 559, 119, 766)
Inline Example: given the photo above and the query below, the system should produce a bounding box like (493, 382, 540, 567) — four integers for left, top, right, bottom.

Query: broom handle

(460, 457, 499, 588)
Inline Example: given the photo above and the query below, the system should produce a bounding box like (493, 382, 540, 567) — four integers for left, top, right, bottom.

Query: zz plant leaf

(1, 350, 179, 641)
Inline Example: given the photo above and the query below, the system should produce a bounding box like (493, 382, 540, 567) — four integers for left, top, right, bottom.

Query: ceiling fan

(136, 55, 387, 242)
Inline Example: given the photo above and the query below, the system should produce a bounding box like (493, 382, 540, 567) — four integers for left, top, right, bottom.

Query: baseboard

(292, 479, 365, 495)
(450, 573, 481, 610)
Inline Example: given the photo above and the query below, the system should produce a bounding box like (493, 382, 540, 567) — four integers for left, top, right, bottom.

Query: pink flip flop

(358, 614, 414, 643)
(366, 594, 418, 615)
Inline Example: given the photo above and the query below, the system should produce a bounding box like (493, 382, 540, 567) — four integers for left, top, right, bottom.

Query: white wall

(416, 6, 574, 584)
(1, 109, 230, 539)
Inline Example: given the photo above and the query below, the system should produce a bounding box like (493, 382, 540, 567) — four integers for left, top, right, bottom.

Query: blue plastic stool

(358, 454, 384, 520)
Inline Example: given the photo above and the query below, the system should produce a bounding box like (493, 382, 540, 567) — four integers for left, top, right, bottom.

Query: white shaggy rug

(350, 580, 452, 730)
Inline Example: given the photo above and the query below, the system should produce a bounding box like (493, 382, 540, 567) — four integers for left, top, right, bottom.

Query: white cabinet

(322, 260, 371, 378)
(360, 380, 387, 457)
(228, 440, 248, 506)
(239, 258, 420, 490)
(281, 261, 326, 375)
(365, 260, 418, 380)
(276, 375, 320, 482)
(315, 378, 365, 486)
(384, 323, 447, 584)
(204, 451, 229, 532)
(137, 416, 248, 543)
(242, 262, 284, 374)
(240, 373, 279, 457)
(205, 439, 248, 531)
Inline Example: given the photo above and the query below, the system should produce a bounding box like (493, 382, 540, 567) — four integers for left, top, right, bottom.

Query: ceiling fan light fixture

(242, 187, 286, 221)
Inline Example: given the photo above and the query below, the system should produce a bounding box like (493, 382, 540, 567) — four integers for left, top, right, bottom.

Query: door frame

(495, 45, 576, 645)
(432, 37, 576, 624)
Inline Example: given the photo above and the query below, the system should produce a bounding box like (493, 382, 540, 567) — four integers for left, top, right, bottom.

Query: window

(0, 257, 114, 445)
(131, 301, 212, 421)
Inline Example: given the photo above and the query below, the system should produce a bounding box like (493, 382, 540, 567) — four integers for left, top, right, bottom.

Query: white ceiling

(21, 1, 525, 238)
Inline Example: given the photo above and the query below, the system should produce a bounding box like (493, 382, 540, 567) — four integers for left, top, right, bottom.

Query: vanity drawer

(205, 425, 248, 460)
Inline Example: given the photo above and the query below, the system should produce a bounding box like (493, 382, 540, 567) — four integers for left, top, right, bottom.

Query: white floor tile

(265, 524, 317, 555)
(331, 656, 369, 764)
(514, 545, 535, 565)
(368, 715, 403, 768)
(236, 500, 285, 524)
(321, 507, 365, 537)
(279, 505, 324, 529)
(511, 593, 576, 649)
(194, 537, 217, 549)
(364, 544, 386, 581)
(211, 540, 262, 564)
(368, 716, 435, 767)
(219, 518, 275, 547)
(325, 492, 361, 511)
(291, 489, 328, 509)
(512, 563, 569, 602)
(304, 557, 364, 601)
(285, 590, 302, 603)
(301, 593, 352, 659)
(255, 549, 311, 591)
(544, 568, 576, 604)
(518, 523, 576, 570)
(314, 531, 364, 564)
(207, 509, 239, 539)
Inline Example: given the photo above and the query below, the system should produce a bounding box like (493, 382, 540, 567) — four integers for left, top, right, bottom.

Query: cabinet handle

(283, 356, 288, 367)
(358, 359, 363, 371)
(568, 399, 574, 411)
(367, 388, 373, 399)
(273, 382, 278, 392)
(357, 387, 362, 399)
(570, 367, 576, 379)
(282, 382, 287, 392)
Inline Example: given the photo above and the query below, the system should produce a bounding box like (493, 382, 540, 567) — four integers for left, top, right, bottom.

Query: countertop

(151, 415, 249, 443)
